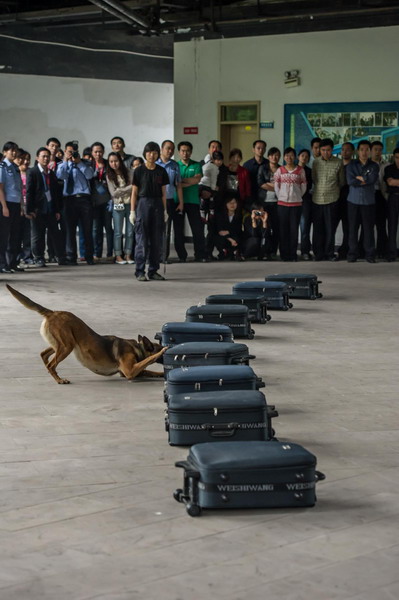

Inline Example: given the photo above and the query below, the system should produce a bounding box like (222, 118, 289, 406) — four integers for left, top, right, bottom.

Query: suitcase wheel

(173, 488, 184, 503)
(317, 293, 323, 298)
(266, 315, 272, 321)
(310, 295, 317, 300)
(288, 302, 293, 309)
(186, 502, 202, 517)
(260, 318, 267, 324)
(282, 306, 289, 311)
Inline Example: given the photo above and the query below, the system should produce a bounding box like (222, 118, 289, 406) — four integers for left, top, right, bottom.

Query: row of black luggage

(156, 273, 325, 516)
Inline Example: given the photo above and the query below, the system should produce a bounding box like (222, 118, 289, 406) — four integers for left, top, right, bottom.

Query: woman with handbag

(106, 152, 134, 265)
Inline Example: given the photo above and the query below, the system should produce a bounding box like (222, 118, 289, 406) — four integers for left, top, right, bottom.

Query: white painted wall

(0, 73, 173, 157)
(174, 25, 399, 161)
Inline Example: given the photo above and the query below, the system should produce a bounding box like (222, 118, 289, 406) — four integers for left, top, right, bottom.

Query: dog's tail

(6, 284, 53, 317)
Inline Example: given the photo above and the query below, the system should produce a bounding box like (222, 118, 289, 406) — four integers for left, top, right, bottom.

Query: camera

(254, 210, 263, 216)
(71, 141, 80, 159)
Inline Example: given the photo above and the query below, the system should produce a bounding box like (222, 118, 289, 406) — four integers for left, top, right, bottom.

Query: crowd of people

(1, 134, 399, 280)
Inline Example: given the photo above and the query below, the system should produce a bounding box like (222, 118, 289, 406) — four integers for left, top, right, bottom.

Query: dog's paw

(58, 378, 71, 384)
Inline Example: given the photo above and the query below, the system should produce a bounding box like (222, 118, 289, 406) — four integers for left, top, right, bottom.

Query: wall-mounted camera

(284, 69, 300, 87)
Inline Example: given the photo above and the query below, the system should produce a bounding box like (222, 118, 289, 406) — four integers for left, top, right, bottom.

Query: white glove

(129, 210, 136, 225)
(164, 210, 169, 223)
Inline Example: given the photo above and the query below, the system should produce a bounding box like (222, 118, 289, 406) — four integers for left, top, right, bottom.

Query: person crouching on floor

(214, 191, 243, 260)
(130, 142, 169, 281)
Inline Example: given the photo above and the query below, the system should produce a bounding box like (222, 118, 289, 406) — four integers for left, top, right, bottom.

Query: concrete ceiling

(1, 0, 398, 40)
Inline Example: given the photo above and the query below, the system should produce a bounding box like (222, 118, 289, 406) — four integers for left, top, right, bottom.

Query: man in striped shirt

(312, 138, 345, 261)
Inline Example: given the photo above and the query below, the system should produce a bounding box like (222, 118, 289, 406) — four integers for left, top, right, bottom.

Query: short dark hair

(393, 147, 399, 156)
(65, 141, 76, 149)
(298, 148, 310, 158)
(110, 136, 125, 146)
(133, 156, 144, 165)
(229, 147, 242, 159)
(91, 141, 105, 152)
(15, 147, 29, 158)
(342, 142, 355, 151)
(357, 140, 371, 150)
(46, 137, 61, 147)
(283, 146, 296, 156)
(371, 141, 383, 149)
(320, 138, 334, 149)
(267, 147, 281, 157)
(161, 139, 175, 148)
(82, 147, 92, 157)
(36, 147, 50, 157)
(253, 139, 266, 148)
(143, 141, 160, 158)
(2, 141, 18, 153)
(311, 137, 321, 147)
(208, 139, 222, 149)
(177, 141, 193, 151)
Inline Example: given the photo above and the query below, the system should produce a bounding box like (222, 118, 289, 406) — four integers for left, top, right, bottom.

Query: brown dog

(7, 284, 167, 384)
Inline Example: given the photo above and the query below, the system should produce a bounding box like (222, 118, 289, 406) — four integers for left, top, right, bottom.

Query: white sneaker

(115, 258, 127, 265)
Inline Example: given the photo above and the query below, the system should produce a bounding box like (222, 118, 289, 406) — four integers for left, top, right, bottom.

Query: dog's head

(138, 335, 165, 363)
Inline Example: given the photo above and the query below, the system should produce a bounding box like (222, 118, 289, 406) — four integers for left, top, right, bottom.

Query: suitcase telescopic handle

(315, 471, 326, 482)
(202, 422, 238, 437)
(174, 461, 200, 479)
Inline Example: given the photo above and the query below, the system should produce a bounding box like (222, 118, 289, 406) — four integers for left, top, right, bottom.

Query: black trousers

(312, 201, 338, 260)
(93, 203, 113, 258)
(263, 202, 279, 255)
(31, 212, 65, 262)
(63, 195, 94, 261)
(387, 194, 399, 260)
(47, 213, 67, 260)
(347, 202, 375, 261)
(163, 198, 182, 261)
(174, 203, 206, 261)
(300, 194, 313, 255)
(278, 205, 302, 261)
(0, 202, 22, 269)
(375, 190, 388, 257)
(134, 196, 164, 276)
(18, 215, 33, 261)
(335, 192, 349, 258)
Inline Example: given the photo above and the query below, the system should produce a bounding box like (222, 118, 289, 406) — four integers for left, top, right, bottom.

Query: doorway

(218, 101, 260, 162)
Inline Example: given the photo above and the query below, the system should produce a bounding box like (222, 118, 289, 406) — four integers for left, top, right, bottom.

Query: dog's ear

(142, 336, 154, 352)
(138, 335, 143, 342)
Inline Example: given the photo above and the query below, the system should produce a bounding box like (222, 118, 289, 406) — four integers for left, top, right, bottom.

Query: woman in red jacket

(219, 148, 251, 211)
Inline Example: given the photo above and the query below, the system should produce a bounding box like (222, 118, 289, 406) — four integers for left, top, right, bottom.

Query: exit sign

(184, 127, 198, 134)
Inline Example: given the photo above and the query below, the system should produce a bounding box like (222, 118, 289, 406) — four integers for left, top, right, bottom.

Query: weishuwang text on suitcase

(265, 273, 323, 300)
(232, 281, 293, 311)
(155, 322, 234, 347)
(166, 390, 278, 446)
(185, 304, 254, 339)
(163, 341, 255, 377)
(205, 294, 271, 324)
(174, 441, 325, 516)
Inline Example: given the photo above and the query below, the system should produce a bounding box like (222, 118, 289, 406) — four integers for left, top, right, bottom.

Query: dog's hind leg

(44, 341, 74, 384)
(40, 347, 55, 367)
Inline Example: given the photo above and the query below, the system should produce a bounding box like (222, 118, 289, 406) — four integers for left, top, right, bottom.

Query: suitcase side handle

(202, 422, 238, 437)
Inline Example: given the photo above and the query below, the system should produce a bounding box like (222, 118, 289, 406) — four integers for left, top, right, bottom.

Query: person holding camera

(56, 141, 95, 265)
(242, 203, 271, 260)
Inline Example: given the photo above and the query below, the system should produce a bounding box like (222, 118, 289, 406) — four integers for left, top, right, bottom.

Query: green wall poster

(284, 102, 399, 156)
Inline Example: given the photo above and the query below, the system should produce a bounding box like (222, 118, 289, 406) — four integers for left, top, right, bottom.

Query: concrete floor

(1, 255, 398, 600)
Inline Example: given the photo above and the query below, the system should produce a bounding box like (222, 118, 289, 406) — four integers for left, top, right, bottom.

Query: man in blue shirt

(346, 140, 379, 263)
(156, 140, 183, 261)
(0, 141, 24, 273)
(57, 142, 95, 265)
(243, 140, 269, 203)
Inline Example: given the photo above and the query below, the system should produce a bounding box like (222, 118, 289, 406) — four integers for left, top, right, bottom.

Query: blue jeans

(113, 204, 134, 256)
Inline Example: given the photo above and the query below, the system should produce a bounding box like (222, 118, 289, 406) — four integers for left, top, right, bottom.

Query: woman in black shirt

(130, 142, 169, 281)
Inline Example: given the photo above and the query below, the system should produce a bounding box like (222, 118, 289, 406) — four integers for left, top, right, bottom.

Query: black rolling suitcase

(174, 441, 325, 516)
(165, 365, 265, 402)
(185, 305, 254, 339)
(155, 322, 234, 347)
(163, 342, 255, 377)
(166, 390, 278, 446)
(233, 281, 293, 311)
(266, 273, 322, 300)
(205, 294, 271, 324)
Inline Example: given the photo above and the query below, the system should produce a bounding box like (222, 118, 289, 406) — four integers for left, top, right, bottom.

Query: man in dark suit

(26, 147, 66, 267)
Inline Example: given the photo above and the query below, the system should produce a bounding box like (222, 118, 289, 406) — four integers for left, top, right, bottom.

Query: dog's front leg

(120, 347, 167, 380)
